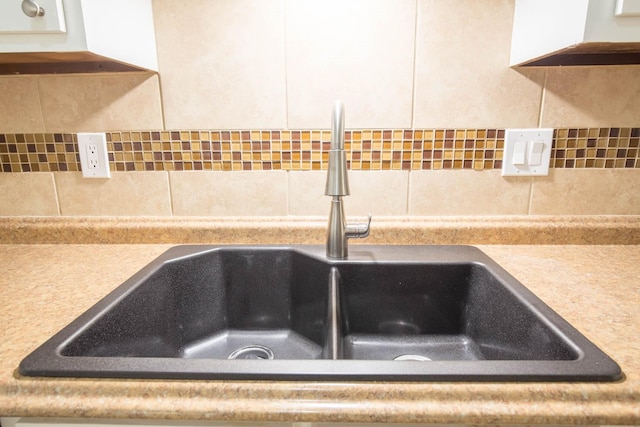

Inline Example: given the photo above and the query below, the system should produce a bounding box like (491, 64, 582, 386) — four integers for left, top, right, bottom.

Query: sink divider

(322, 267, 343, 360)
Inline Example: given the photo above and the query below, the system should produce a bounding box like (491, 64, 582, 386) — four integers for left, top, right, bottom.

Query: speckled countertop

(2, 215, 639, 244)
(0, 222, 639, 424)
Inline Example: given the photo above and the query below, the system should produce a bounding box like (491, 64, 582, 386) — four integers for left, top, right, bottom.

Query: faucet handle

(346, 213, 372, 239)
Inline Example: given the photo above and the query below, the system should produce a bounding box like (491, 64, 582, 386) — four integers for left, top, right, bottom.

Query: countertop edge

(1, 395, 638, 425)
(1, 215, 639, 245)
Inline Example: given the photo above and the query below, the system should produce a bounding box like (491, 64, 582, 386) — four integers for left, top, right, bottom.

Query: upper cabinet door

(0, 0, 158, 74)
(0, 0, 66, 34)
(511, 0, 640, 66)
(616, 0, 640, 16)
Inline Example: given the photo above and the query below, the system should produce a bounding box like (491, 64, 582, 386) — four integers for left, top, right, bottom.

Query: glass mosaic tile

(1, 128, 638, 173)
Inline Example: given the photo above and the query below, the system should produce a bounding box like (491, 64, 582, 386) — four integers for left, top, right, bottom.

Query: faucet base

(326, 197, 347, 259)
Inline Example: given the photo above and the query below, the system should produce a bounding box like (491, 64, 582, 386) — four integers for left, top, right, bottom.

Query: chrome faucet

(325, 100, 371, 259)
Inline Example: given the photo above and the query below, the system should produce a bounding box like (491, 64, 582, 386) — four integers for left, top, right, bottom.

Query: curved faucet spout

(330, 100, 345, 150)
(325, 101, 371, 259)
(325, 100, 349, 197)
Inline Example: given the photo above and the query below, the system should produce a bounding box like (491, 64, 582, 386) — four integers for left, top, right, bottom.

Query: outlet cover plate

(78, 133, 111, 178)
(501, 128, 553, 176)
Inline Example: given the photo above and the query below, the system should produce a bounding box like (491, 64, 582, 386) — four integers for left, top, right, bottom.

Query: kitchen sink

(59, 248, 330, 361)
(19, 245, 622, 381)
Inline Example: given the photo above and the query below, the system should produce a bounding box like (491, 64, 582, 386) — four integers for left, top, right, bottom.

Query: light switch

(502, 128, 553, 176)
(513, 140, 527, 165)
(529, 141, 545, 166)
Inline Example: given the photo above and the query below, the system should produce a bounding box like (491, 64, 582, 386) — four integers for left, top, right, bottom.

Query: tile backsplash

(1, 0, 640, 218)
(2, 127, 638, 218)
(1, 127, 638, 173)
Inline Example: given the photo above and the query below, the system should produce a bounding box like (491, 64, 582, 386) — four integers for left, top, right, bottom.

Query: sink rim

(18, 244, 623, 382)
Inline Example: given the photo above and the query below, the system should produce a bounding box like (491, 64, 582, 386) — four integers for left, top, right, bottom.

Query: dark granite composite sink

(19, 245, 622, 381)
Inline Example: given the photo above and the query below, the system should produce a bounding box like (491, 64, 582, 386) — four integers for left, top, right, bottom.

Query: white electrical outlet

(501, 128, 553, 176)
(78, 133, 111, 178)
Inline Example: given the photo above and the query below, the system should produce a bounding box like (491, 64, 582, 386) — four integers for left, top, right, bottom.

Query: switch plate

(501, 128, 553, 176)
(78, 133, 111, 178)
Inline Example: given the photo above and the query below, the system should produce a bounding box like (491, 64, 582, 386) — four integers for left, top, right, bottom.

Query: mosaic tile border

(1, 128, 638, 173)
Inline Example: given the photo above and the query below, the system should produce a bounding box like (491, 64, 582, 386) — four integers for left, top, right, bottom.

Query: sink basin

(60, 249, 330, 361)
(19, 245, 622, 381)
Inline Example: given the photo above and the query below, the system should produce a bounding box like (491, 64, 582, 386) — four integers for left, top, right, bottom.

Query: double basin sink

(20, 245, 622, 381)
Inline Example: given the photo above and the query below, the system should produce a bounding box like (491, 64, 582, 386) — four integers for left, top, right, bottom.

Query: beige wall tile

(541, 66, 640, 128)
(286, 0, 416, 128)
(344, 170, 409, 216)
(413, 0, 545, 128)
(288, 170, 409, 216)
(530, 169, 640, 215)
(0, 173, 58, 216)
(409, 170, 532, 215)
(0, 77, 45, 133)
(154, 0, 287, 129)
(37, 73, 163, 132)
(170, 171, 287, 216)
(288, 171, 326, 216)
(55, 172, 171, 216)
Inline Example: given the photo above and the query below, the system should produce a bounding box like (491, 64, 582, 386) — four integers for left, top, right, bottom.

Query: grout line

(166, 170, 175, 216)
(285, 169, 291, 216)
(410, 0, 419, 129)
(406, 170, 412, 215)
(149, 0, 167, 131)
(282, 0, 290, 131)
(527, 176, 535, 215)
(34, 76, 47, 133)
(537, 70, 548, 128)
(51, 171, 62, 216)
(156, 73, 167, 130)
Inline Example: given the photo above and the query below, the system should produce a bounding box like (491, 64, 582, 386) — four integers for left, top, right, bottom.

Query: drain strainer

(228, 345, 275, 360)
(393, 354, 432, 361)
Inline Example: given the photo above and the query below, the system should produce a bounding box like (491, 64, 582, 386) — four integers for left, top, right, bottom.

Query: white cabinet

(0, 0, 66, 34)
(616, 0, 640, 16)
(510, 0, 640, 66)
(0, 0, 158, 73)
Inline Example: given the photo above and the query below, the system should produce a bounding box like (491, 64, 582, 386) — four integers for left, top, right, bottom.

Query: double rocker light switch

(501, 129, 553, 176)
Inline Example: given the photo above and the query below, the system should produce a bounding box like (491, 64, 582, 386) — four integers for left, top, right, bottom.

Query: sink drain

(393, 354, 432, 361)
(228, 345, 275, 360)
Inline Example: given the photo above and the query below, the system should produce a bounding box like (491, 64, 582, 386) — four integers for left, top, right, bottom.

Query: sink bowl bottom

(180, 330, 323, 360)
(344, 334, 483, 361)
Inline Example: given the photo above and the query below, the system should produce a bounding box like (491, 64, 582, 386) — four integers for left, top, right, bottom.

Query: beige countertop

(0, 241, 639, 424)
(2, 215, 639, 245)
